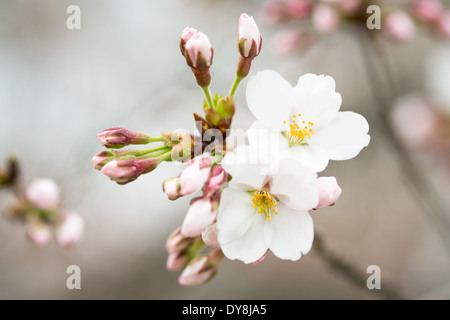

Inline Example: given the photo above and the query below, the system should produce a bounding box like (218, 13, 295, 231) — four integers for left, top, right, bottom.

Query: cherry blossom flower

(246, 70, 370, 172)
(217, 146, 319, 263)
(25, 178, 60, 210)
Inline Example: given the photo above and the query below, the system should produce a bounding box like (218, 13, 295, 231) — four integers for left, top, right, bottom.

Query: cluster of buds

(92, 127, 194, 184)
(166, 226, 224, 285)
(0, 158, 84, 247)
(262, 0, 450, 55)
(92, 13, 262, 286)
(163, 156, 228, 285)
(180, 13, 261, 140)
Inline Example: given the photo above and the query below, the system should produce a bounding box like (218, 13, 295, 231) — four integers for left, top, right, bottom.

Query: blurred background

(1, 0, 450, 299)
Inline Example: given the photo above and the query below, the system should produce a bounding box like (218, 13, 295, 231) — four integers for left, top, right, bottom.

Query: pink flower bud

(179, 157, 212, 196)
(285, 0, 312, 20)
(238, 13, 262, 59)
(25, 178, 60, 210)
(100, 158, 160, 185)
(413, 0, 443, 22)
(178, 250, 223, 286)
(181, 198, 216, 237)
(167, 251, 191, 271)
(27, 219, 52, 246)
(185, 32, 213, 70)
(437, 11, 450, 38)
(56, 212, 84, 247)
(203, 164, 227, 197)
(384, 11, 416, 41)
(166, 226, 195, 253)
(180, 27, 199, 56)
(162, 177, 181, 200)
(97, 127, 154, 149)
(91, 150, 115, 170)
(312, 5, 339, 33)
(315, 176, 342, 209)
(202, 223, 220, 249)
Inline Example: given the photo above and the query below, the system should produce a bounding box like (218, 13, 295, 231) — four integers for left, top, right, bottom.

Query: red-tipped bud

(97, 127, 156, 149)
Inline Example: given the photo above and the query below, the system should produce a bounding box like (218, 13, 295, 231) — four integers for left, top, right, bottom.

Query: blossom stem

(229, 76, 243, 98)
(202, 86, 215, 110)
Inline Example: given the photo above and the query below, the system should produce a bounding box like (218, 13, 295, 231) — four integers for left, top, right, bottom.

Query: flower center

(251, 190, 278, 221)
(282, 113, 316, 147)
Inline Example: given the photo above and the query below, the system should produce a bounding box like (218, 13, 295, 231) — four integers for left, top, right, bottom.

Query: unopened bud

(166, 226, 196, 253)
(178, 250, 223, 286)
(180, 27, 199, 56)
(179, 157, 212, 196)
(238, 13, 262, 59)
(315, 176, 342, 209)
(184, 32, 213, 87)
(167, 251, 191, 271)
(203, 164, 227, 197)
(181, 197, 216, 237)
(202, 223, 220, 249)
(97, 127, 156, 149)
(100, 157, 161, 185)
(162, 177, 181, 200)
(92, 150, 115, 170)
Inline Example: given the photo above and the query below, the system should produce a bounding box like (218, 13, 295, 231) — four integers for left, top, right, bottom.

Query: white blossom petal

(217, 188, 256, 245)
(221, 145, 269, 191)
(220, 214, 268, 264)
(310, 111, 370, 160)
(264, 205, 313, 261)
(291, 73, 342, 130)
(270, 158, 319, 211)
(246, 70, 292, 129)
(279, 142, 329, 173)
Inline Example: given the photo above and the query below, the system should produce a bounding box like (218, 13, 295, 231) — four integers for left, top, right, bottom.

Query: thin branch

(355, 28, 450, 252)
(313, 232, 402, 299)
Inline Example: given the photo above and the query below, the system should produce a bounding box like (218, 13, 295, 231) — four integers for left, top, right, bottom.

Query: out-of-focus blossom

(25, 178, 60, 210)
(384, 11, 416, 41)
(26, 219, 52, 246)
(56, 212, 84, 247)
(413, 0, 443, 22)
(312, 5, 339, 33)
(271, 29, 307, 55)
(391, 94, 438, 149)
